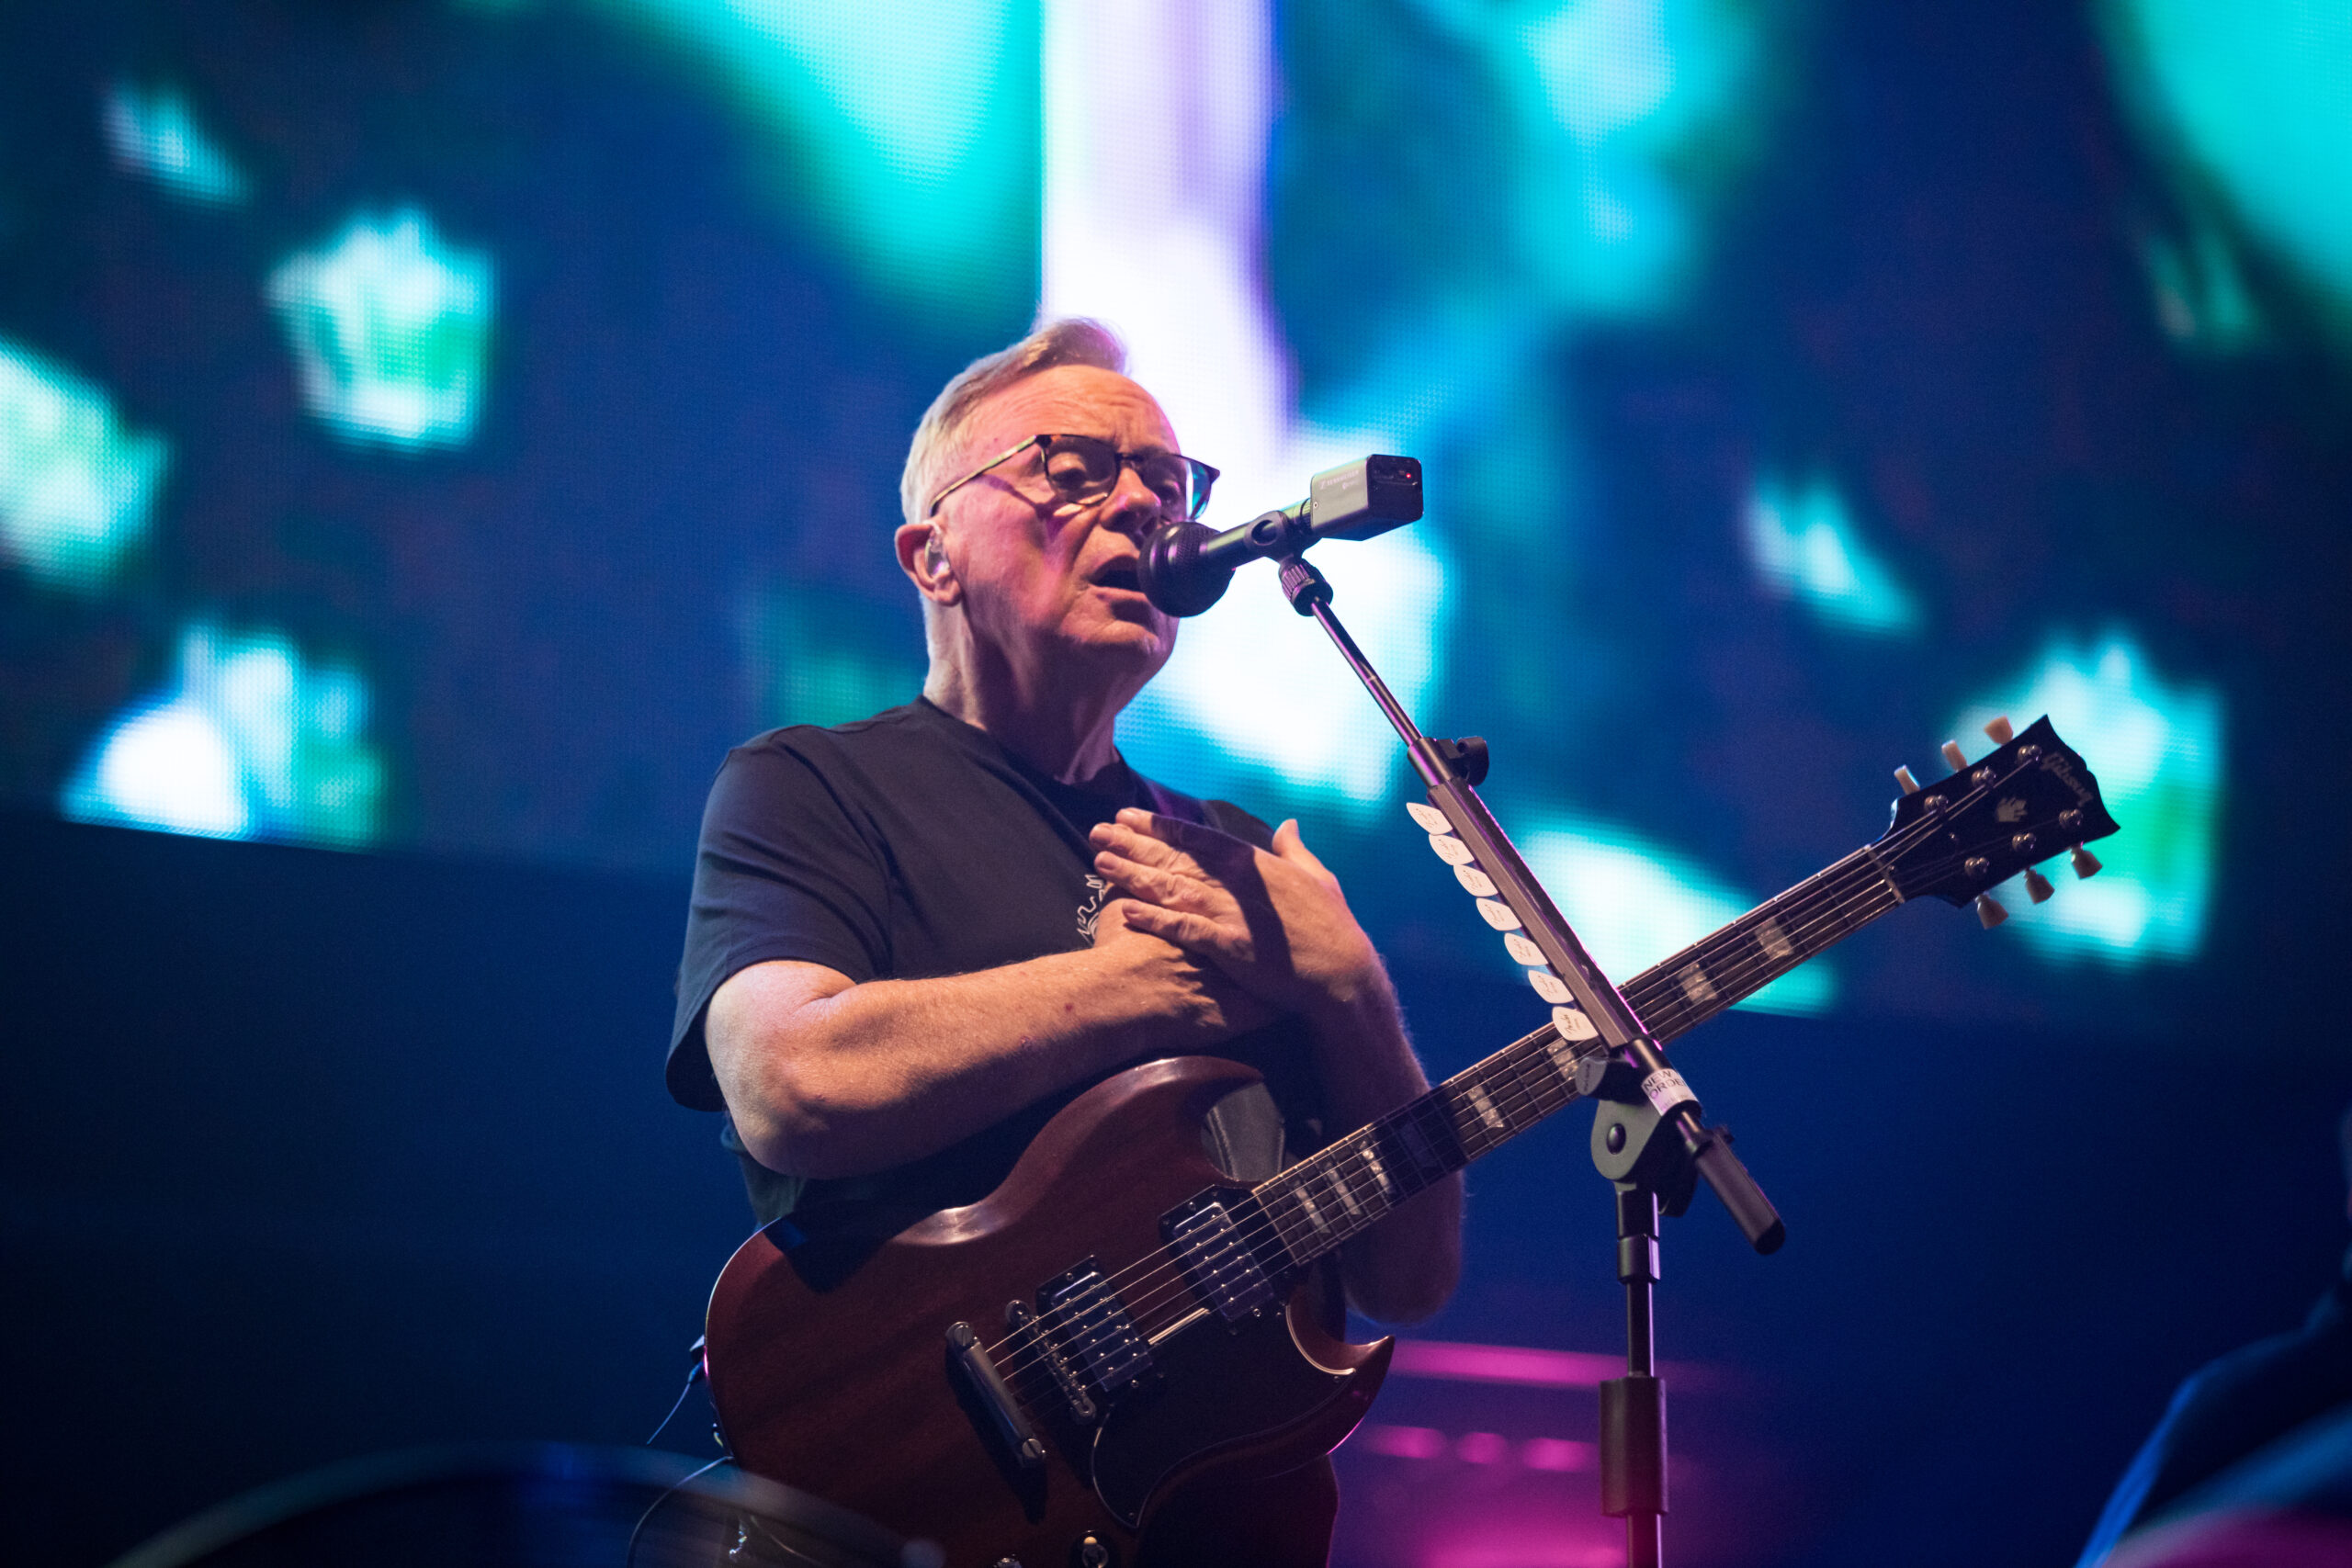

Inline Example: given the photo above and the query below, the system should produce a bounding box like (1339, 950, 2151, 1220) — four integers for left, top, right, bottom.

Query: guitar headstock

(1876, 715, 2120, 925)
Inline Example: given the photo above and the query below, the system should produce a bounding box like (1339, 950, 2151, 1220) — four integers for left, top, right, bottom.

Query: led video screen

(6, 0, 2346, 1032)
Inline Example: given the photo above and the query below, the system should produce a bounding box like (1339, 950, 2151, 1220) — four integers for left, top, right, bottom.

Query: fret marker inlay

(1676, 963, 1718, 1009)
(1333, 1169, 1363, 1216)
(1758, 918, 1794, 960)
(1466, 1084, 1505, 1132)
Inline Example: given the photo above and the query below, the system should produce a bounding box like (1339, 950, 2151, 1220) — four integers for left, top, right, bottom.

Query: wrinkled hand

(1088, 808, 1385, 1022)
(1090, 883, 1279, 1037)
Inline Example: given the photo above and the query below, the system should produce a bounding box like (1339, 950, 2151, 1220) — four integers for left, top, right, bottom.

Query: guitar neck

(1250, 845, 1902, 1269)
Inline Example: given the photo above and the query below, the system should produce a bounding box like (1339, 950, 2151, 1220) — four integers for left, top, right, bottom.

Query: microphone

(1137, 455, 1422, 616)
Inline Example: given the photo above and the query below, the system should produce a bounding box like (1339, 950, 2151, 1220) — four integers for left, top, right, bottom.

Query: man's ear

(894, 521, 961, 606)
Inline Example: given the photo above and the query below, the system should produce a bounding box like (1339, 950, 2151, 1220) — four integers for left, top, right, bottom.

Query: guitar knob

(2070, 845, 2102, 879)
(1983, 715, 2015, 745)
(1894, 765, 1921, 795)
(1072, 1537, 1114, 1568)
(2023, 867, 2054, 904)
(1975, 893, 2009, 929)
(1940, 740, 1969, 772)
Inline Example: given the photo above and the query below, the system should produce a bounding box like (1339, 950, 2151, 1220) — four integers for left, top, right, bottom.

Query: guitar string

(978, 859, 1873, 1372)
(978, 767, 2064, 1394)
(975, 853, 1914, 1393)
(978, 829, 1979, 1389)
(988, 866, 1920, 1413)
(1209, 825, 2045, 1287)
(981, 840, 1950, 1393)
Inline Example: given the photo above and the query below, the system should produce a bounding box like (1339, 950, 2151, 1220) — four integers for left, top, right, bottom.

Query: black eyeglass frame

(924, 433, 1221, 523)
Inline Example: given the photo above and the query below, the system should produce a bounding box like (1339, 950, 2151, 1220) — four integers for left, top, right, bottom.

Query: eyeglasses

(926, 434, 1220, 523)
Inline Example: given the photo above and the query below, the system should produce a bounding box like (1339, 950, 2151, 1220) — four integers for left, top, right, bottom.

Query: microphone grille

(1138, 522, 1231, 617)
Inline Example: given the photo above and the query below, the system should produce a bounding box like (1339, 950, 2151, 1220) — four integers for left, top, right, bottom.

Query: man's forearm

(708, 935, 1260, 1180)
(1311, 981, 1464, 1325)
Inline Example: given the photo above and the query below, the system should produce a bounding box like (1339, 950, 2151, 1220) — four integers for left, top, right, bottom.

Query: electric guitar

(703, 716, 2118, 1566)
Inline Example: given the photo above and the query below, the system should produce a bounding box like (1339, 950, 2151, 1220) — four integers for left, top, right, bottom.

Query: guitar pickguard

(1090, 1288, 1384, 1529)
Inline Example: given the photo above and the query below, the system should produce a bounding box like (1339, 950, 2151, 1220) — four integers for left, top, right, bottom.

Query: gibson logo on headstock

(2040, 751, 2096, 807)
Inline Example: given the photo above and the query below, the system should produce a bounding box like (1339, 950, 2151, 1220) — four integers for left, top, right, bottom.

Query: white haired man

(668, 320, 1461, 1553)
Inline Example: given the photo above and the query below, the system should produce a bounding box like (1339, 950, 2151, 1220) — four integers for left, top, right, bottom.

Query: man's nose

(1099, 462, 1166, 536)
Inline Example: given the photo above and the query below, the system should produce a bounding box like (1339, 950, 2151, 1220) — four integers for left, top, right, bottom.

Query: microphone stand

(1267, 554, 1783, 1568)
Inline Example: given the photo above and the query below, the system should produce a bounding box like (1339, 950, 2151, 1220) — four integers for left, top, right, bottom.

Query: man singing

(667, 318, 1461, 1551)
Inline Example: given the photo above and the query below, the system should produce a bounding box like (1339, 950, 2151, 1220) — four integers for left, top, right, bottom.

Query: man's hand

(1090, 888, 1280, 1037)
(1092, 807, 1460, 1324)
(1087, 809, 1384, 1024)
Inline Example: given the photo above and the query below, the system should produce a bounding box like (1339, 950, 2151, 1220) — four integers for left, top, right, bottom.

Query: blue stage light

(64, 625, 385, 849)
(0, 339, 169, 592)
(266, 209, 494, 450)
(101, 82, 246, 205)
(1743, 473, 1921, 636)
(2101, 0, 2352, 346)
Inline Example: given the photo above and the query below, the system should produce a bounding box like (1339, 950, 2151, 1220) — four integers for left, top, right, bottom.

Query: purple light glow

(1456, 1430, 1511, 1465)
(1521, 1437, 1595, 1472)
(1355, 1424, 1597, 1474)
(1362, 1423, 1450, 1460)
(1390, 1337, 1625, 1388)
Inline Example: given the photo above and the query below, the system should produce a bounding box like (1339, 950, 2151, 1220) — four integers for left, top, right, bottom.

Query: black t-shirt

(668, 697, 1326, 1228)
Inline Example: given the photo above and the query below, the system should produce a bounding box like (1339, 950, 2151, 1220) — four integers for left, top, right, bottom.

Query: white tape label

(1641, 1067, 1698, 1116)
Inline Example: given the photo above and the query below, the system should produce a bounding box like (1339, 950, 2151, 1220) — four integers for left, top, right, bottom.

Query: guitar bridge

(945, 1321, 1045, 1471)
(1006, 1300, 1097, 1425)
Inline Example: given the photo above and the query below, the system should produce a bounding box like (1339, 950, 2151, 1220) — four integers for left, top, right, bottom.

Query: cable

(645, 1339, 708, 1447)
(625, 1453, 729, 1568)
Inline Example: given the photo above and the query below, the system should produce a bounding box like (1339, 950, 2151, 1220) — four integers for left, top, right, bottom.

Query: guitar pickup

(1036, 1258, 1153, 1403)
(1164, 1193, 1276, 1323)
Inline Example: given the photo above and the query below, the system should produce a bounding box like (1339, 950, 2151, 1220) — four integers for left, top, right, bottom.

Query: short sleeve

(665, 737, 892, 1111)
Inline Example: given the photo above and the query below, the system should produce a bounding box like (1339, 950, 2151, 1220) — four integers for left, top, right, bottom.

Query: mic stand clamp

(1272, 551, 1782, 1568)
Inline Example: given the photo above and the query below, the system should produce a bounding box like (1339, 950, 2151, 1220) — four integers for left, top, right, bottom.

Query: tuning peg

(1894, 765, 1921, 795)
(1975, 893, 2009, 929)
(2070, 845, 2102, 879)
(1983, 715, 2015, 745)
(1940, 740, 1968, 772)
(2023, 867, 2054, 904)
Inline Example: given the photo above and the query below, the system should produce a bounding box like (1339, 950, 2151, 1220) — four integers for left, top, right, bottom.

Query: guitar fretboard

(1250, 846, 1900, 1267)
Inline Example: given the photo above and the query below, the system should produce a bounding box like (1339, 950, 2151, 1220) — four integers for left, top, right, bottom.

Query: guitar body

(704, 1056, 1393, 1567)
